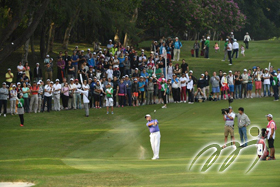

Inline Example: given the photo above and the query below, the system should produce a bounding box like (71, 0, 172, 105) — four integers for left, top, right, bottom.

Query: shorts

(247, 83, 253, 91)
(133, 92, 139, 97)
(255, 81, 262, 89)
(212, 86, 220, 93)
(204, 86, 210, 93)
(229, 85, 234, 92)
(106, 98, 113, 107)
(268, 138, 274, 148)
(94, 94, 100, 101)
(224, 126, 234, 137)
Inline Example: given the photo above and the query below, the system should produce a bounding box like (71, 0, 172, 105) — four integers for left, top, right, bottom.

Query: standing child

(214, 42, 219, 53)
(17, 93, 24, 126)
(241, 45, 245, 56)
(105, 83, 114, 114)
(191, 49, 194, 57)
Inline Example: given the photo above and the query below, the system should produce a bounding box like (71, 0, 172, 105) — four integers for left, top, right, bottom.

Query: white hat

(12, 85, 16, 87)
(135, 68, 138, 70)
(93, 52, 96, 55)
(223, 72, 227, 75)
(189, 70, 193, 73)
(46, 55, 50, 57)
(99, 51, 102, 54)
(162, 78, 165, 81)
(7, 68, 11, 71)
(37, 82, 40, 85)
(234, 39, 237, 42)
(55, 79, 59, 82)
(2, 82, 6, 85)
(244, 69, 247, 72)
(141, 49, 144, 52)
(229, 70, 232, 73)
(70, 78, 74, 81)
(109, 39, 112, 42)
(207, 36, 210, 39)
(50, 81, 54, 84)
(81, 50, 84, 52)
(113, 65, 119, 68)
(266, 114, 273, 118)
(36, 63, 39, 65)
(265, 68, 268, 71)
(87, 48, 90, 51)
(140, 76, 143, 78)
(75, 46, 78, 48)
(201, 74, 205, 76)
(226, 39, 229, 41)
(17, 82, 21, 85)
(175, 37, 178, 39)
(231, 32, 233, 34)
(274, 73, 277, 76)
(134, 78, 137, 81)
(125, 75, 128, 77)
(104, 48, 107, 51)
(145, 114, 151, 118)
(46, 79, 50, 82)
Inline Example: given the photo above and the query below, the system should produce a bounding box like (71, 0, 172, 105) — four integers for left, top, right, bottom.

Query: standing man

(236, 107, 251, 147)
(244, 32, 251, 49)
(29, 81, 39, 113)
(204, 36, 210, 59)
(42, 79, 53, 112)
(272, 73, 279, 101)
(231, 39, 239, 59)
(33, 63, 42, 82)
(145, 114, 161, 160)
(5, 68, 14, 87)
(0, 82, 9, 117)
(221, 39, 229, 62)
(227, 40, 233, 65)
(173, 37, 182, 61)
(241, 69, 248, 99)
(227, 70, 234, 98)
(223, 106, 236, 149)
(53, 79, 61, 111)
(266, 114, 276, 160)
(210, 72, 220, 101)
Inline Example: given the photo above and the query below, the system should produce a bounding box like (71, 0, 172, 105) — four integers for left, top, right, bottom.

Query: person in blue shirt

(118, 53, 125, 77)
(173, 37, 182, 61)
(71, 51, 80, 78)
(141, 69, 149, 79)
(124, 75, 132, 106)
(145, 114, 160, 160)
(138, 76, 146, 105)
(87, 53, 95, 68)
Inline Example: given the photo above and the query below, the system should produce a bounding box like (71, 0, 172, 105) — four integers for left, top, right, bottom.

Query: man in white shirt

(180, 73, 188, 103)
(227, 70, 234, 98)
(223, 106, 236, 149)
(231, 39, 239, 59)
(187, 75, 194, 104)
(227, 41, 233, 65)
(68, 78, 77, 109)
(43, 79, 52, 112)
(53, 79, 61, 111)
(263, 68, 271, 96)
(106, 65, 114, 80)
(243, 32, 251, 49)
(75, 79, 82, 109)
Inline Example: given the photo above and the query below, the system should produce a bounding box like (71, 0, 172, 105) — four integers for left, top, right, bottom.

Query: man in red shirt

(29, 81, 39, 113)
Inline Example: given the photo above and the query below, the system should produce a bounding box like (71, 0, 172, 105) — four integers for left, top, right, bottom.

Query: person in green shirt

(155, 64, 162, 78)
(272, 73, 279, 101)
(17, 93, 25, 126)
(160, 78, 167, 108)
(222, 39, 229, 61)
(147, 65, 154, 77)
(105, 83, 114, 114)
(204, 36, 210, 58)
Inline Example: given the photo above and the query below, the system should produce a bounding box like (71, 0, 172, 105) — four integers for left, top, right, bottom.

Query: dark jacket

(33, 67, 42, 78)
(132, 82, 139, 92)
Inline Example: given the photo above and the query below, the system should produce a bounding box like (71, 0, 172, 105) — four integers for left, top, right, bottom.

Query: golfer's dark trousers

(205, 46, 209, 58)
(228, 51, 232, 64)
(232, 49, 239, 58)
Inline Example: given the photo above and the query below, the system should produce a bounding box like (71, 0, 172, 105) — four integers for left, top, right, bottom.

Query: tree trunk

(62, 8, 81, 49)
(114, 29, 120, 43)
(22, 14, 33, 63)
(40, 20, 48, 59)
(50, 24, 55, 53)
(46, 22, 54, 53)
(123, 8, 138, 46)
(30, 35, 35, 63)
(213, 31, 216, 41)
(0, 0, 51, 64)
(0, 0, 31, 47)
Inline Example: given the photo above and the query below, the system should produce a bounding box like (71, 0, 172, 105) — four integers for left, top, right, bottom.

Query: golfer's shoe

(152, 157, 159, 160)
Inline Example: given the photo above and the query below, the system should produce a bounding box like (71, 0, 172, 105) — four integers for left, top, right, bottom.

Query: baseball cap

(19, 93, 23, 96)
(265, 68, 268, 71)
(228, 106, 232, 109)
(135, 68, 138, 70)
(175, 37, 178, 39)
(141, 49, 144, 52)
(201, 74, 205, 76)
(36, 63, 39, 65)
(231, 32, 233, 34)
(7, 68, 11, 71)
(266, 114, 273, 118)
(37, 82, 40, 85)
(12, 85, 16, 87)
(207, 36, 210, 39)
(244, 69, 247, 72)
(134, 78, 137, 81)
(145, 114, 151, 118)
(226, 39, 229, 41)
(189, 70, 193, 73)
(93, 76, 97, 79)
(55, 79, 59, 82)
(149, 77, 153, 79)
(125, 75, 128, 77)
(93, 52, 96, 55)
(229, 70, 232, 73)
(70, 78, 74, 81)
(75, 79, 78, 81)
(50, 81, 53, 84)
(17, 82, 21, 85)
(46, 55, 50, 57)
(2, 82, 6, 85)
(122, 76, 125, 79)
(162, 78, 165, 81)
(109, 39, 112, 42)
(113, 65, 118, 68)
(223, 72, 226, 75)
(46, 79, 50, 82)
(274, 73, 277, 76)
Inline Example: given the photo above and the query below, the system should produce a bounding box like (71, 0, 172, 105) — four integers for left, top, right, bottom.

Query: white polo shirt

(106, 69, 113, 79)
(44, 85, 52, 97)
(180, 77, 188, 87)
(53, 83, 61, 94)
(263, 73, 270, 85)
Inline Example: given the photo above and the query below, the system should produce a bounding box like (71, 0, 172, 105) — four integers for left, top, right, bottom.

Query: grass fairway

(0, 40, 280, 186)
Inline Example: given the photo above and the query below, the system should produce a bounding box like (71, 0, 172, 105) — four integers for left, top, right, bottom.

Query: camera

(221, 108, 229, 115)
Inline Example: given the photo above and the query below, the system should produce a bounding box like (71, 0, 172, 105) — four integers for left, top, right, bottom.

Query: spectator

(71, 51, 80, 78)
(113, 65, 121, 79)
(180, 73, 188, 103)
(272, 73, 279, 101)
(107, 39, 114, 50)
(232, 39, 239, 58)
(263, 68, 271, 97)
(44, 58, 53, 81)
(167, 42, 172, 62)
(204, 71, 210, 99)
(174, 64, 181, 77)
(181, 59, 189, 74)
(0, 82, 9, 117)
(29, 81, 39, 113)
(24, 62, 31, 81)
(265, 114, 276, 160)
(223, 106, 236, 149)
(57, 57, 65, 81)
(227, 39, 233, 65)
(123, 56, 131, 76)
(160, 78, 167, 108)
(118, 53, 125, 76)
(10, 85, 17, 115)
(234, 71, 242, 99)
(33, 63, 42, 82)
(200, 36, 205, 56)
(5, 68, 14, 87)
(166, 62, 174, 80)
(44, 54, 50, 64)
(17, 93, 25, 126)
(227, 70, 234, 98)
(138, 76, 145, 105)
(241, 69, 248, 98)
(146, 77, 154, 105)
(74, 79, 82, 109)
(38, 81, 44, 113)
(93, 80, 103, 109)
(247, 69, 253, 98)
(66, 61, 75, 82)
(204, 36, 210, 59)
(244, 32, 251, 49)
(173, 37, 182, 61)
(22, 82, 30, 113)
(193, 40, 200, 58)
(254, 66, 262, 97)
(53, 79, 61, 111)
(221, 73, 230, 100)
(105, 83, 114, 114)
(132, 78, 139, 106)
(187, 75, 194, 104)
(197, 74, 206, 97)
(17, 61, 24, 82)
(210, 72, 220, 101)
(124, 75, 132, 106)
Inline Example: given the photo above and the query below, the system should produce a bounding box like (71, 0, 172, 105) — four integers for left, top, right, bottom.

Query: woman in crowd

(117, 78, 127, 107)
(24, 62, 31, 80)
(22, 82, 30, 113)
(62, 82, 70, 110)
(10, 85, 17, 115)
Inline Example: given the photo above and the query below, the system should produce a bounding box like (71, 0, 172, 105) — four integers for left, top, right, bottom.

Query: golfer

(145, 114, 160, 160)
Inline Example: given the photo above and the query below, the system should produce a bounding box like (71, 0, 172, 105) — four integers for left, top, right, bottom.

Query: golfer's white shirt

(77, 89, 89, 104)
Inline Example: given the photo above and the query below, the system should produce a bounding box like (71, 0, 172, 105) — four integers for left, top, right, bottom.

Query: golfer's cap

(109, 39, 112, 42)
(7, 68, 11, 71)
(135, 68, 138, 70)
(141, 49, 144, 52)
(189, 70, 193, 73)
(36, 63, 39, 65)
(228, 106, 232, 109)
(2, 82, 6, 85)
(175, 37, 178, 39)
(17, 82, 21, 85)
(12, 85, 16, 87)
(47, 79, 50, 82)
(266, 114, 273, 118)
(55, 79, 59, 82)
(265, 68, 268, 71)
(226, 39, 229, 41)
(134, 78, 137, 81)
(229, 70, 232, 73)
(223, 72, 227, 75)
(93, 52, 96, 55)
(145, 114, 151, 118)
(50, 81, 54, 84)
(46, 55, 50, 57)
(244, 69, 247, 72)
(70, 78, 74, 81)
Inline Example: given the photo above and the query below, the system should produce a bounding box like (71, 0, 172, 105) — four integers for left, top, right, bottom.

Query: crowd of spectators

(0, 37, 279, 118)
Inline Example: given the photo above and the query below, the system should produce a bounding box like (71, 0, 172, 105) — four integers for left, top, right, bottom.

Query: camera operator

(223, 106, 236, 148)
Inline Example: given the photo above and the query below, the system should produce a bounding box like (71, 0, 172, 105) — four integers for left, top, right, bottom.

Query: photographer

(223, 106, 236, 148)
(236, 107, 251, 147)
